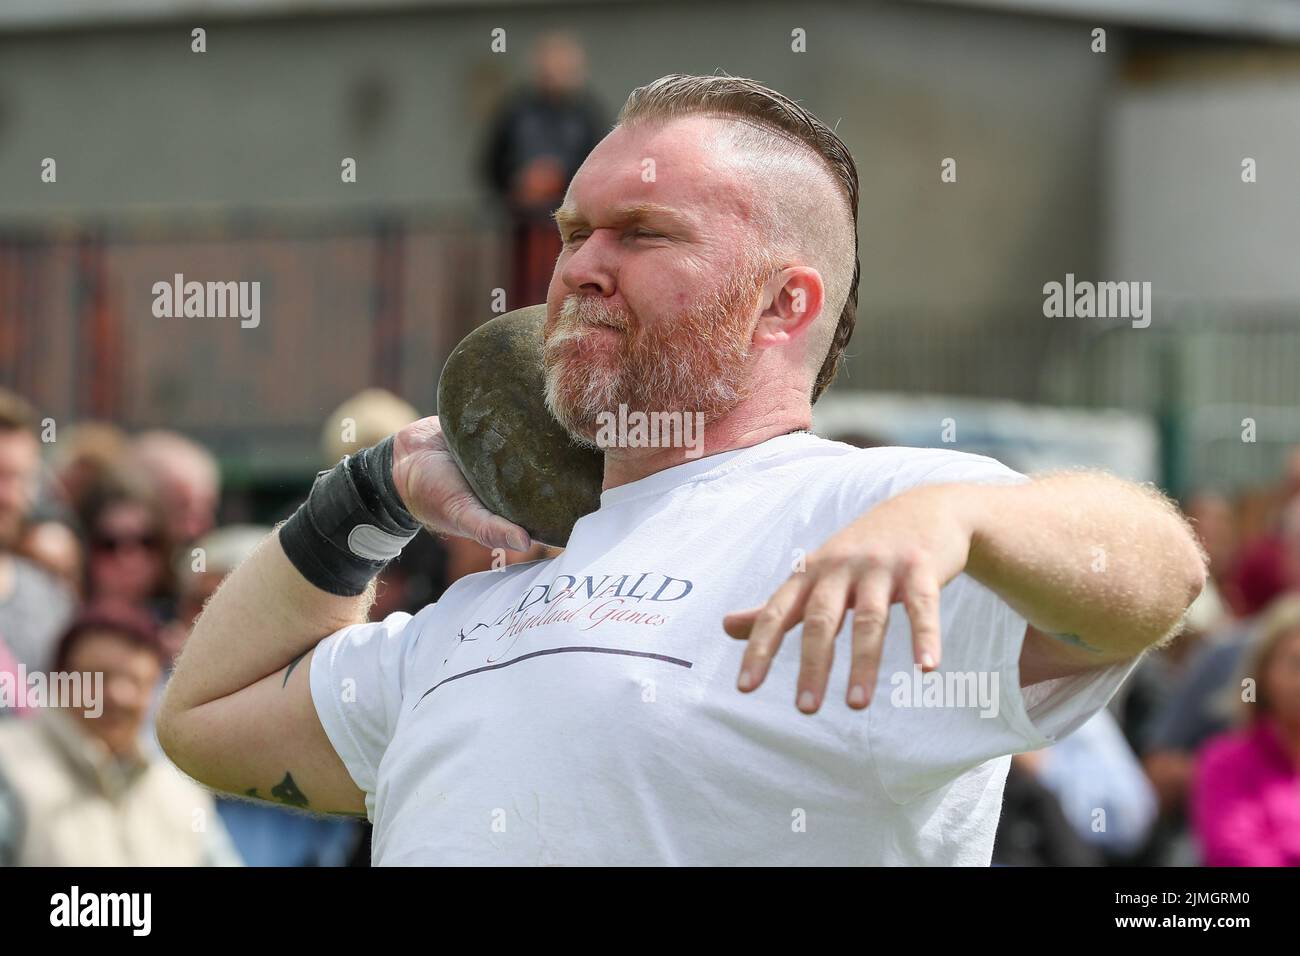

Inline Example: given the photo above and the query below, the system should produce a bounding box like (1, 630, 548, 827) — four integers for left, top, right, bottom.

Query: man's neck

(600, 403, 812, 492)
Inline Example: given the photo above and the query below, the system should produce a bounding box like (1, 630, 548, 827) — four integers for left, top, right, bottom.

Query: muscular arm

(727, 465, 1206, 712)
(156, 417, 529, 816)
(954, 470, 1207, 683)
(157, 532, 374, 815)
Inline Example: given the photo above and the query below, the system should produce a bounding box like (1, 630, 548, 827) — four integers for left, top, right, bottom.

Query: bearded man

(159, 74, 1205, 865)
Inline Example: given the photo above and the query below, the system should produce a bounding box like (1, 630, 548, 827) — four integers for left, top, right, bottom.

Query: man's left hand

(723, 484, 976, 714)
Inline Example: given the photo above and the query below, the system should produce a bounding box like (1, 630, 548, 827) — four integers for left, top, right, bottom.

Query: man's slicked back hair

(616, 72, 860, 403)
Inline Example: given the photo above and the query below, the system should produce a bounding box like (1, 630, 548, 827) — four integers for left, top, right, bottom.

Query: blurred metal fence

(0, 209, 507, 484)
(835, 300, 1300, 497)
(2, 213, 1299, 498)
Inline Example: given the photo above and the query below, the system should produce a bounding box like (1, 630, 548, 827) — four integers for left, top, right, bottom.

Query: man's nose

(560, 230, 619, 295)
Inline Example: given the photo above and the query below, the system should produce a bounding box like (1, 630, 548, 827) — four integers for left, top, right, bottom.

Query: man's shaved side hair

(615, 72, 861, 403)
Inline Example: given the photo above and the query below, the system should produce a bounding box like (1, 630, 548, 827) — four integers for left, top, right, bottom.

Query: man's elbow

(1149, 523, 1209, 650)
(154, 705, 181, 765)
(1146, 481, 1209, 619)
(1184, 548, 1209, 610)
(154, 690, 193, 774)
(155, 708, 217, 792)
(1175, 515, 1210, 614)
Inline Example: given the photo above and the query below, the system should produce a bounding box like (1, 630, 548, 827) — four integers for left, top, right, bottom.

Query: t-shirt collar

(596, 430, 819, 509)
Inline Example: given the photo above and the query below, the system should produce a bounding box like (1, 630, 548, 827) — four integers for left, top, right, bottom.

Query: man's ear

(753, 267, 825, 348)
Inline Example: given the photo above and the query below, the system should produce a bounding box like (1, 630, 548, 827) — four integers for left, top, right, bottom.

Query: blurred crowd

(0, 386, 553, 866)
(985, 469, 1300, 866)
(0, 29, 599, 868)
(818, 433, 1299, 867)
(1, 382, 1297, 867)
(0, 388, 1294, 867)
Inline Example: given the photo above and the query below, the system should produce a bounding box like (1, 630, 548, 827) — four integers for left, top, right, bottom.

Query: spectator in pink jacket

(1192, 595, 1300, 865)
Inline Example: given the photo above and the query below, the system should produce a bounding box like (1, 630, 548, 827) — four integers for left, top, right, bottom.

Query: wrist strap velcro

(279, 435, 420, 596)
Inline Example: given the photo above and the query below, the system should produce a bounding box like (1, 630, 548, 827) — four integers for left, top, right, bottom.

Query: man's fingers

(472, 514, 531, 553)
(847, 570, 892, 709)
(489, 519, 533, 553)
(446, 492, 531, 552)
(722, 608, 759, 639)
(795, 574, 852, 714)
(730, 547, 947, 710)
(736, 576, 811, 693)
(901, 561, 942, 671)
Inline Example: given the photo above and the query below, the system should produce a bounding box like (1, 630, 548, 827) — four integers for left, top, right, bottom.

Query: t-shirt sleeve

(862, 450, 1143, 802)
(309, 609, 421, 804)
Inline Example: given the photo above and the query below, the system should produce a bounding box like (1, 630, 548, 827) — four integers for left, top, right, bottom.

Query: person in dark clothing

(993, 755, 1104, 866)
(480, 32, 607, 308)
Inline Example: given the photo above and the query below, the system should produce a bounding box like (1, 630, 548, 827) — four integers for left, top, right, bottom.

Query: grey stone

(436, 304, 603, 547)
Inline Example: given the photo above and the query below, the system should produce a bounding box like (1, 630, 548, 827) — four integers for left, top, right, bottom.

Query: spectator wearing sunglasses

(78, 476, 177, 626)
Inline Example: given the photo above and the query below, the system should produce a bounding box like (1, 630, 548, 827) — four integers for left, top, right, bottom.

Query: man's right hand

(391, 416, 532, 553)
(160, 417, 532, 818)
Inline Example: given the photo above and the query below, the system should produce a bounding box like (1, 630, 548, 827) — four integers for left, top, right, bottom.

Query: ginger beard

(542, 261, 769, 446)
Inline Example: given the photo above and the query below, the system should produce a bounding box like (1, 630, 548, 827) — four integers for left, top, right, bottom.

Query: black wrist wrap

(278, 435, 420, 596)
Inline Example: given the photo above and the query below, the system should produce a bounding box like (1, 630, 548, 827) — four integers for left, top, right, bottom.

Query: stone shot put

(158, 73, 1205, 865)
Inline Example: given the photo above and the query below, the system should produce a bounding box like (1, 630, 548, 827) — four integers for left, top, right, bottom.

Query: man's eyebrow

(552, 202, 693, 233)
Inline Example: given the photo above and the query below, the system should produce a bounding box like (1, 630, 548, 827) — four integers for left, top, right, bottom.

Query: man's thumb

(468, 513, 531, 553)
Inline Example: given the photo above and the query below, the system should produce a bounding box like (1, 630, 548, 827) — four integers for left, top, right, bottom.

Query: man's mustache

(556, 299, 630, 333)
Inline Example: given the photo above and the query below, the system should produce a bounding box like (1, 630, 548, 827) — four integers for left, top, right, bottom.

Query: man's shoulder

(795, 438, 1024, 490)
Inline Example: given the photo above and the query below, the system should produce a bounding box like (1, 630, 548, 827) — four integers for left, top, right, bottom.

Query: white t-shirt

(310, 432, 1140, 865)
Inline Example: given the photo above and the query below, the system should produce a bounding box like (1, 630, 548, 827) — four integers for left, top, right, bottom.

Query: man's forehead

(557, 123, 745, 227)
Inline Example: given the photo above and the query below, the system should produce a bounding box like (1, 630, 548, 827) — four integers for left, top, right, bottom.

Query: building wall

(0, 1, 1118, 471)
(0, 2, 1113, 313)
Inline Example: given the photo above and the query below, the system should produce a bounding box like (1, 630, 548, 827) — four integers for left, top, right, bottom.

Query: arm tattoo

(247, 778, 366, 818)
(243, 772, 310, 808)
(1048, 631, 1105, 655)
(270, 771, 310, 808)
(282, 650, 309, 688)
